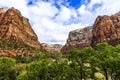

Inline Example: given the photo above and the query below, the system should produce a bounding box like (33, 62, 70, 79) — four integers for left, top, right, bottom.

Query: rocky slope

(41, 43, 63, 53)
(0, 7, 42, 56)
(61, 12, 120, 53)
(1, 7, 120, 54)
(61, 26, 92, 53)
(0, 7, 42, 49)
(91, 12, 120, 46)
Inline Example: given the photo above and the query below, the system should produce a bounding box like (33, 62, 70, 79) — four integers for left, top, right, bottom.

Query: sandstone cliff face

(61, 12, 120, 53)
(0, 7, 42, 49)
(41, 43, 62, 53)
(91, 12, 120, 46)
(61, 26, 92, 53)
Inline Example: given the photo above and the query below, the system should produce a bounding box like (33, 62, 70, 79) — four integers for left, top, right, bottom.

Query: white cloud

(32, 17, 84, 44)
(78, 5, 86, 14)
(88, 0, 102, 9)
(77, 0, 120, 25)
(0, 0, 120, 44)
(55, 7, 71, 22)
(77, 5, 94, 25)
(95, 0, 120, 15)
(0, 0, 29, 17)
(29, 1, 59, 18)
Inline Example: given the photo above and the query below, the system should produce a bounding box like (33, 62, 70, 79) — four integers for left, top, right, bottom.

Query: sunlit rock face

(91, 12, 120, 46)
(0, 7, 42, 49)
(0, 7, 43, 56)
(61, 26, 92, 53)
(61, 11, 120, 53)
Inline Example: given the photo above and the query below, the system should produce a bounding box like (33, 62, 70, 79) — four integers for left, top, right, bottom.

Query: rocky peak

(0, 8, 6, 13)
(68, 26, 92, 44)
(91, 12, 120, 46)
(61, 26, 92, 53)
(61, 11, 120, 53)
(0, 7, 42, 49)
(114, 11, 120, 16)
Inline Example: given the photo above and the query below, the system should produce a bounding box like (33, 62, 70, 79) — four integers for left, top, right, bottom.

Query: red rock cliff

(91, 12, 120, 46)
(61, 12, 120, 53)
(0, 7, 42, 49)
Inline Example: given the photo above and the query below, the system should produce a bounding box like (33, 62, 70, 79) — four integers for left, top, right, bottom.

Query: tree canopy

(0, 42, 120, 80)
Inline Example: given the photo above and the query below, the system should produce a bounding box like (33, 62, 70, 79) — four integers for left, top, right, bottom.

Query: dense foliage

(0, 42, 120, 80)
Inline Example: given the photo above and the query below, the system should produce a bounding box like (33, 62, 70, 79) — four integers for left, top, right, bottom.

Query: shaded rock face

(0, 7, 42, 49)
(92, 12, 120, 46)
(61, 26, 92, 53)
(41, 43, 63, 53)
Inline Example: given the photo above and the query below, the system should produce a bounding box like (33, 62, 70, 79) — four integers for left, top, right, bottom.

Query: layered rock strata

(91, 12, 120, 46)
(61, 12, 120, 53)
(41, 43, 63, 53)
(61, 26, 92, 53)
(0, 7, 42, 49)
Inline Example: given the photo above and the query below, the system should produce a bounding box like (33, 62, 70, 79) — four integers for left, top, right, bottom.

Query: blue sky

(0, 0, 120, 44)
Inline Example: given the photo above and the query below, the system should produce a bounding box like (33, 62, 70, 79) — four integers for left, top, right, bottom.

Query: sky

(0, 0, 120, 44)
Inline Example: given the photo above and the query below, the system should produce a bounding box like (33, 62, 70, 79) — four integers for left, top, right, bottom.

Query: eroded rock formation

(41, 43, 63, 53)
(0, 7, 42, 56)
(0, 7, 42, 49)
(61, 12, 120, 53)
(91, 12, 120, 46)
(61, 26, 92, 53)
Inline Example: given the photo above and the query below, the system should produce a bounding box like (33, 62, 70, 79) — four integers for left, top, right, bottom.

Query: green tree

(27, 57, 79, 80)
(27, 60, 50, 80)
(94, 43, 117, 80)
(108, 44, 120, 80)
(16, 73, 28, 80)
(69, 47, 95, 80)
(0, 57, 16, 80)
(51, 52, 63, 63)
(14, 63, 27, 78)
